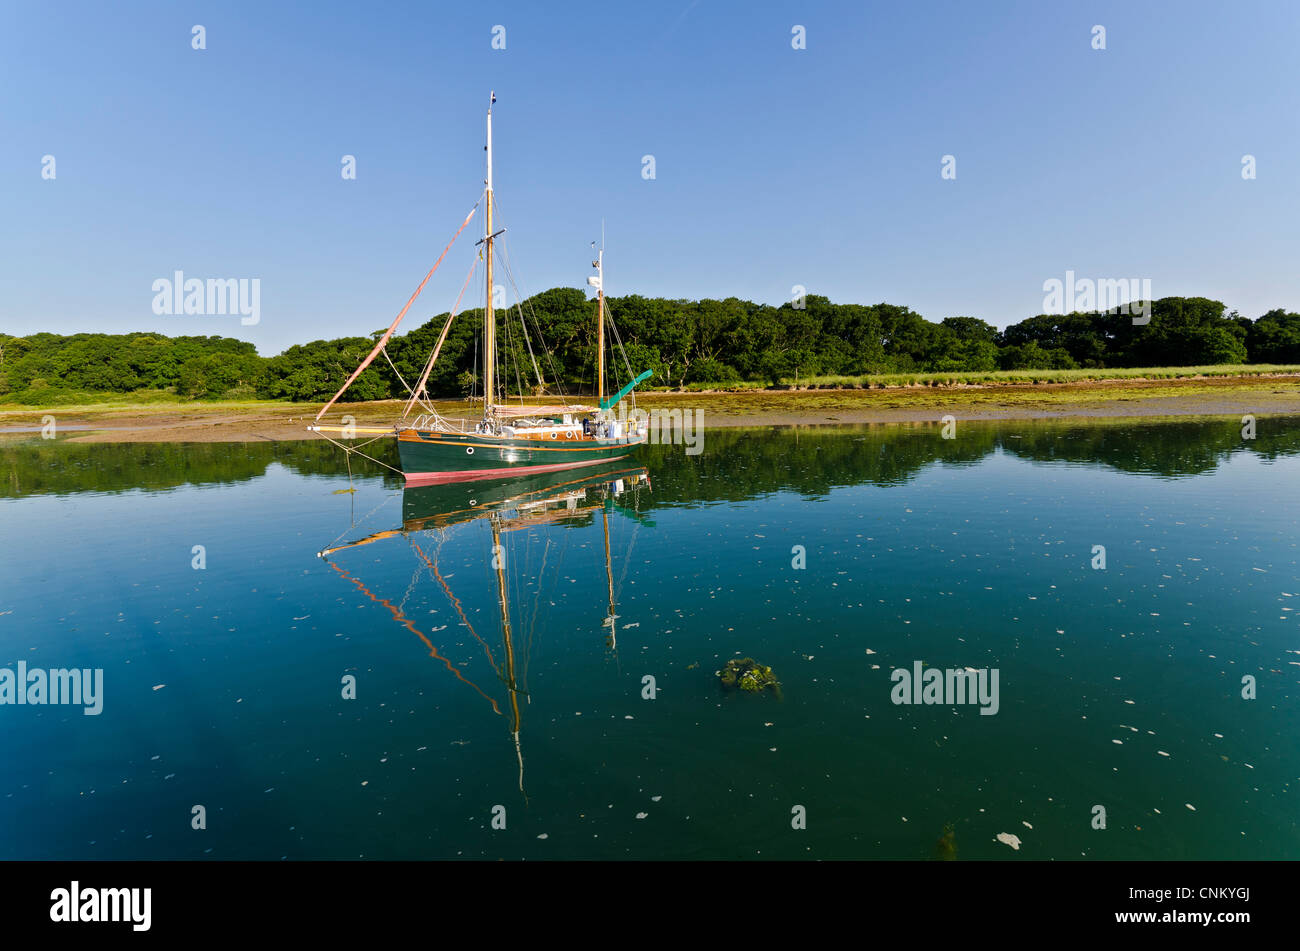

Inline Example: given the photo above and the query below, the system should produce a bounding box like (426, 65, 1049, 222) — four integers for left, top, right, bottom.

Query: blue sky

(3, 0, 1299, 353)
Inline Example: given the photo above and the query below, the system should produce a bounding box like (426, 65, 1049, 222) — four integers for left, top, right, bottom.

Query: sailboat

(319, 460, 652, 795)
(310, 93, 651, 485)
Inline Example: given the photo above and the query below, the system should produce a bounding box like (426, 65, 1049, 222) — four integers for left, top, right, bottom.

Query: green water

(1, 418, 1297, 859)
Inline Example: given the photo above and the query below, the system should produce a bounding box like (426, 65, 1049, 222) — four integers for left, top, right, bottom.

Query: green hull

(396, 429, 645, 484)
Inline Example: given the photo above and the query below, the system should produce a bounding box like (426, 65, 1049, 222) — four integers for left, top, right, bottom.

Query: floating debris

(718, 657, 782, 699)
(934, 822, 957, 861)
(996, 832, 1022, 851)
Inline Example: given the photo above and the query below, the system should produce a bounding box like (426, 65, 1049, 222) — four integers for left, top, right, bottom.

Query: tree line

(3, 291, 1299, 403)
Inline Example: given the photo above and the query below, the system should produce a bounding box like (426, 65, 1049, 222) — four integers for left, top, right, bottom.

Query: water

(1, 419, 1297, 860)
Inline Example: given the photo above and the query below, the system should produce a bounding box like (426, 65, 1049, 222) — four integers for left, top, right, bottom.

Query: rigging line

(522, 534, 552, 685)
(516, 297, 543, 388)
(396, 555, 422, 614)
(505, 525, 526, 688)
(603, 298, 638, 382)
(316, 192, 483, 421)
(484, 258, 501, 409)
(514, 270, 570, 404)
(412, 540, 504, 676)
(323, 489, 398, 551)
(350, 431, 396, 452)
(498, 265, 519, 402)
(470, 329, 479, 404)
(492, 201, 570, 403)
(601, 299, 638, 409)
(313, 430, 404, 477)
(614, 517, 640, 600)
(506, 291, 526, 402)
(382, 346, 420, 401)
(327, 560, 503, 716)
(404, 255, 480, 417)
(495, 239, 545, 389)
(488, 259, 504, 407)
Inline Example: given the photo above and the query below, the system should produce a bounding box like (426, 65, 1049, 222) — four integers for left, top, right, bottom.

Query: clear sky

(3, 0, 1299, 353)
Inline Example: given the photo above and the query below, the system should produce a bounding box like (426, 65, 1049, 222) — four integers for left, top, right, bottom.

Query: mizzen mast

(596, 250, 604, 409)
(589, 237, 605, 409)
(602, 500, 617, 650)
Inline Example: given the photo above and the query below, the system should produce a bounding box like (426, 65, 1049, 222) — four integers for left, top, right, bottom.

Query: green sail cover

(600, 370, 653, 411)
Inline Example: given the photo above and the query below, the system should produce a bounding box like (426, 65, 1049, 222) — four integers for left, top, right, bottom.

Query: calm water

(1, 419, 1297, 860)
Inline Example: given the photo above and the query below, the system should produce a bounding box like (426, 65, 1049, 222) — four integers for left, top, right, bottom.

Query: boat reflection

(319, 461, 652, 798)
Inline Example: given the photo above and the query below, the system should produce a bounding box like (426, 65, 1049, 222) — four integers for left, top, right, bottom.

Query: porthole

(466, 447, 475, 455)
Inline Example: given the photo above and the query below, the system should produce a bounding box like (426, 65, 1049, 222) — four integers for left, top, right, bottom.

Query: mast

(492, 516, 525, 795)
(602, 499, 616, 650)
(483, 92, 496, 425)
(593, 246, 604, 409)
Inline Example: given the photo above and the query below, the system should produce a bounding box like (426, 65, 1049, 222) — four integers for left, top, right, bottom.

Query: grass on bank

(0, 388, 249, 408)
(0, 390, 299, 416)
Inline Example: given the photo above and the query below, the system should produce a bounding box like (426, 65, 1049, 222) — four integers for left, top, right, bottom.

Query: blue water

(0, 420, 1297, 859)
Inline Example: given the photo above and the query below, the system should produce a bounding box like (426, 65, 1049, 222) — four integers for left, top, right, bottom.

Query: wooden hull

(396, 429, 646, 485)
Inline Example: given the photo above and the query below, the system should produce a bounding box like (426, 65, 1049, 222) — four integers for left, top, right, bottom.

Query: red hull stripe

(403, 454, 629, 486)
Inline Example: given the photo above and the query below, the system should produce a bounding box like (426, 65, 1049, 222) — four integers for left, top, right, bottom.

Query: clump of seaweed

(717, 657, 782, 699)
(933, 822, 957, 861)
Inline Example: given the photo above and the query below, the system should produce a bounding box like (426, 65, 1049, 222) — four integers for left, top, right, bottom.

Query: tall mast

(483, 92, 496, 424)
(492, 516, 525, 795)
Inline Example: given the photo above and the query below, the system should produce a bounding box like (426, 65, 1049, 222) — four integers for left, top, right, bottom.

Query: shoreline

(2, 375, 1299, 443)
